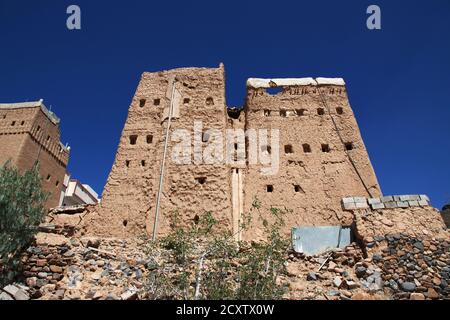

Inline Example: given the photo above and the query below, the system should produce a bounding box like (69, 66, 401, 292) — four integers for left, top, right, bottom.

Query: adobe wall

(0, 104, 69, 208)
(242, 80, 381, 240)
(87, 65, 232, 238)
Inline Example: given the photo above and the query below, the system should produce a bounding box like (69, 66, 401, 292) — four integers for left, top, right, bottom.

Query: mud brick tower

(91, 65, 381, 240)
(0, 100, 70, 208)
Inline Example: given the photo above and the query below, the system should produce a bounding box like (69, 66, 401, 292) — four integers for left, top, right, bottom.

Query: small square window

(154, 99, 160, 106)
(303, 144, 311, 153)
(147, 135, 153, 144)
(317, 108, 325, 115)
(336, 107, 344, 115)
(11, 121, 16, 126)
(345, 142, 354, 151)
(321, 144, 330, 153)
(280, 110, 287, 117)
(206, 97, 214, 105)
(139, 99, 146, 108)
(184, 98, 190, 104)
(266, 185, 274, 193)
(141, 160, 146, 167)
(285, 145, 293, 154)
(294, 185, 303, 193)
(130, 135, 138, 145)
(296, 109, 306, 116)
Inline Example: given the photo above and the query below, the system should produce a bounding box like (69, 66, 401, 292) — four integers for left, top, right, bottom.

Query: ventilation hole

(46, 174, 51, 181)
(266, 87, 283, 95)
(141, 160, 146, 167)
(146, 135, 153, 144)
(196, 177, 207, 185)
(345, 142, 354, 151)
(296, 109, 306, 116)
(266, 185, 274, 193)
(56, 181, 60, 187)
(126, 160, 130, 167)
(123, 220, 128, 227)
(321, 144, 330, 153)
(264, 110, 271, 117)
(294, 185, 303, 193)
(193, 215, 200, 224)
(285, 145, 293, 154)
(184, 98, 190, 104)
(280, 110, 287, 117)
(317, 108, 325, 115)
(21, 121, 25, 125)
(11, 121, 16, 126)
(130, 135, 138, 145)
(303, 144, 311, 153)
(206, 97, 214, 106)
(154, 99, 160, 106)
(2, 115, 6, 119)
(234, 143, 238, 150)
(336, 107, 344, 115)
(139, 99, 146, 108)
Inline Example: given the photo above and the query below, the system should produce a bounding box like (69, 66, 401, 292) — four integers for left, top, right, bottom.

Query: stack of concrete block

(342, 197, 369, 210)
(342, 195, 431, 211)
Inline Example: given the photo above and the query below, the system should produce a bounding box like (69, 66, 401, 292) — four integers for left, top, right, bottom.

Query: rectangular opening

(202, 132, 210, 143)
(184, 98, 190, 104)
(266, 185, 274, 193)
(264, 110, 271, 117)
(130, 135, 138, 145)
(317, 108, 325, 115)
(126, 160, 130, 167)
(146, 135, 153, 144)
(141, 160, 146, 167)
(285, 145, 293, 154)
(195, 177, 207, 185)
(139, 99, 146, 108)
(154, 99, 160, 106)
(345, 142, 354, 151)
(303, 144, 311, 153)
(336, 107, 344, 115)
(321, 144, 330, 153)
(296, 109, 306, 116)
(280, 110, 287, 117)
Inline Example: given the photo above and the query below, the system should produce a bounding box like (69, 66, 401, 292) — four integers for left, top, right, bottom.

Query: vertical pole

(152, 79, 176, 241)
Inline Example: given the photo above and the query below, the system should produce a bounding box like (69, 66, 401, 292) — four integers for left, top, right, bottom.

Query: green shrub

(0, 161, 48, 286)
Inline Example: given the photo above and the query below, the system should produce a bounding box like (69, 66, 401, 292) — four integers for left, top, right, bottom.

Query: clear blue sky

(0, 1, 449, 209)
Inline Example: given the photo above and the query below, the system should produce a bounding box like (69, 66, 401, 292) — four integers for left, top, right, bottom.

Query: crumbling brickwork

(0, 101, 70, 208)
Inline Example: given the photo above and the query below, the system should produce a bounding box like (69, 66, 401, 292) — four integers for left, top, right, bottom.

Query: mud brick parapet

(342, 195, 431, 211)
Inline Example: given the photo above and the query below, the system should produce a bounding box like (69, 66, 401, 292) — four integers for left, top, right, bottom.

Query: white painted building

(58, 174, 99, 207)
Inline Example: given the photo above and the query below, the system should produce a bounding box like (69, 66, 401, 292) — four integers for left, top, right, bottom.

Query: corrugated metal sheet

(292, 226, 352, 255)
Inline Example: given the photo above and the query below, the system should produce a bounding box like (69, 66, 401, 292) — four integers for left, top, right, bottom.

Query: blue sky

(0, 0, 449, 209)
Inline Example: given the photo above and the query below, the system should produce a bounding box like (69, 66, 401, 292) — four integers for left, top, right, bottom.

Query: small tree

(0, 161, 48, 286)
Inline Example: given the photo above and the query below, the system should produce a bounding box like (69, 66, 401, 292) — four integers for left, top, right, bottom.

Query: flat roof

(0, 99, 61, 125)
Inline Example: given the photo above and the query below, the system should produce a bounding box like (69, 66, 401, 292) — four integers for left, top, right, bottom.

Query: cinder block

(381, 196, 394, 202)
(343, 202, 357, 210)
(419, 195, 430, 202)
(355, 202, 369, 209)
(385, 201, 397, 209)
(371, 203, 385, 210)
(396, 201, 409, 208)
(418, 200, 429, 207)
(342, 197, 355, 204)
(408, 201, 419, 207)
(353, 197, 367, 204)
(368, 198, 381, 205)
